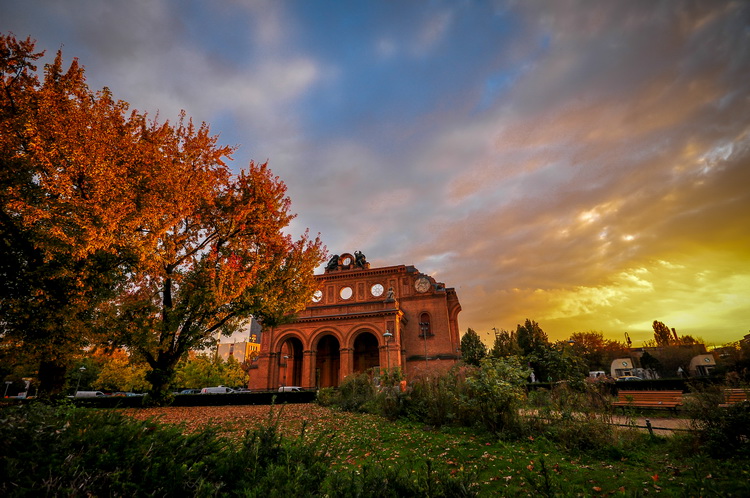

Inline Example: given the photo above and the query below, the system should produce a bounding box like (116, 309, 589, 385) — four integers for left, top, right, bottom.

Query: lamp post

(419, 322, 429, 371)
(283, 355, 289, 388)
(74, 366, 86, 397)
(383, 330, 393, 372)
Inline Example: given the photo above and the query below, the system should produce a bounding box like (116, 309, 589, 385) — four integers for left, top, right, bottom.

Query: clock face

(371, 283, 384, 297)
(340, 286, 353, 300)
(312, 290, 323, 302)
(341, 256, 352, 265)
(415, 277, 431, 293)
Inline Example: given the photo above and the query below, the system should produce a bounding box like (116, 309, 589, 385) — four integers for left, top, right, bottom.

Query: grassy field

(120, 404, 750, 496)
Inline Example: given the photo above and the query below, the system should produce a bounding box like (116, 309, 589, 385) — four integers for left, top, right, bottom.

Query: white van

(74, 391, 107, 398)
(278, 386, 302, 392)
(200, 386, 235, 394)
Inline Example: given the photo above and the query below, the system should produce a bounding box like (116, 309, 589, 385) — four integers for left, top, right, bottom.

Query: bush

(519, 382, 644, 458)
(403, 372, 464, 426)
(0, 402, 333, 495)
(684, 387, 750, 458)
(316, 386, 338, 407)
(0, 402, 229, 495)
(335, 373, 378, 412)
(461, 357, 529, 435)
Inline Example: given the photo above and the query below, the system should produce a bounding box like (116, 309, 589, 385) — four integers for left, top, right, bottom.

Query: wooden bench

(612, 390, 683, 413)
(719, 388, 749, 408)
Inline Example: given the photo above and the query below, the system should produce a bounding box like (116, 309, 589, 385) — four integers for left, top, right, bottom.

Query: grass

(120, 403, 750, 496)
(2, 400, 748, 496)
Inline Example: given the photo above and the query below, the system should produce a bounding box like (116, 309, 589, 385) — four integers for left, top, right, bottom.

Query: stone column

(267, 351, 280, 390)
(302, 350, 315, 390)
(339, 347, 353, 384)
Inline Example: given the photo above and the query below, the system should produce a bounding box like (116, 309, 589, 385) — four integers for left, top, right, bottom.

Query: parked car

(200, 386, 236, 394)
(73, 391, 107, 398)
(278, 386, 303, 392)
(616, 376, 643, 381)
(179, 389, 202, 395)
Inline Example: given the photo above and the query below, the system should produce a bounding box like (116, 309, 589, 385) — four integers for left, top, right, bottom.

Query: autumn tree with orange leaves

(1, 34, 148, 394)
(0, 34, 325, 401)
(109, 159, 325, 402)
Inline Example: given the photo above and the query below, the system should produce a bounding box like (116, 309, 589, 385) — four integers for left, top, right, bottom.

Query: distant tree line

(460, 318, 750, 383)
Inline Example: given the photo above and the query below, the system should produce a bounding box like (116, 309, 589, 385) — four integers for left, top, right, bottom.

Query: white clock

(371, 283, 384, 297)
(312, 290, 323, 302)
(340, 286, 353, 300)
(415, 277, 431, 293)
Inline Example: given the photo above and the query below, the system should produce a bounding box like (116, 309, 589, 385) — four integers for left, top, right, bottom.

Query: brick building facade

(247, 252, 462, 390)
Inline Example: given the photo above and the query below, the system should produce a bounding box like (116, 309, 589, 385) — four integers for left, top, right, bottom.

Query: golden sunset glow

(5, 1, 748, 346)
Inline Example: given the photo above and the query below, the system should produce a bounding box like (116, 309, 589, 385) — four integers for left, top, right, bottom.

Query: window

(418, 313, 432, 337)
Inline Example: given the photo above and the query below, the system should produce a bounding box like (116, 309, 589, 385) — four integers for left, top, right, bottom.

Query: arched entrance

(315, 335, 340, 388)
(353, 332, 380, 373)
(279, 337, 303, 388)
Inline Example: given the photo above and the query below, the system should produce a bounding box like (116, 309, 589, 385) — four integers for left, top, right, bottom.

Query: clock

(312, 290, 323, 302)
(341, 255, 352, 265)
(415, 277, 431, 293)
(340, 286, 353, 300)
(371, 283, 384, 297)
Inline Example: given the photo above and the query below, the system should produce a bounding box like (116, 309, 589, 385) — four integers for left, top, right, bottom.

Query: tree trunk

(144, 355, 179, 406)
(37, 360, 67, 397)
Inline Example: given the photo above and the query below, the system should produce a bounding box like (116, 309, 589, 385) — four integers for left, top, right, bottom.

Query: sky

(3, 1, 749, 347)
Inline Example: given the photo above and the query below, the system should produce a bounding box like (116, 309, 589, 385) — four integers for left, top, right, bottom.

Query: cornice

(295, 308, 403, 323)
(315, 265, 415, 281)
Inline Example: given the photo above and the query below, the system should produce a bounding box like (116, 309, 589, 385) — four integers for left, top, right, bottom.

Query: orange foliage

(0, 34, 325, 397)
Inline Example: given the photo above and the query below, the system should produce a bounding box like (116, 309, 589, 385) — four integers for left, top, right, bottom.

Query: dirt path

(610, 414, 692, 436)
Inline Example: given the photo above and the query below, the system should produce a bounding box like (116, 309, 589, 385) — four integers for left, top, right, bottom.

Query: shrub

(328, 373, 378, 412)
(316, 386, 338, 407)
(0, 402, 333, 495)
(518, 382, 642, 457)
(684, 387, 750, 458)
(403, 372, 464, 426)
(461, 357, 529, 435)
(0, 402, 228, 495)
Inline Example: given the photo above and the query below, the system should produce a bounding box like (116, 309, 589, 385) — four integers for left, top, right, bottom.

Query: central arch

(353, 331, 380, 373)
(315, 335, 340, 388)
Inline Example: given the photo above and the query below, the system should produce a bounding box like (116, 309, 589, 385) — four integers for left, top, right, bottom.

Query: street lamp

(283, 355, 289, 388)
(75, 366, 86, 397)
(419, 322, 429, 371)
(383, 330, 393, 372)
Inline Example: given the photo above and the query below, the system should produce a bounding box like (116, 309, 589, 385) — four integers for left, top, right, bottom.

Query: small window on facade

(419, 313, 432, 337)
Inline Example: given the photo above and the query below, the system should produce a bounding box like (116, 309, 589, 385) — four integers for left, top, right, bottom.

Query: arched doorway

(279, 337, 303, 388)
(353, 332, 380, 373)
(315, 335, 340, 388)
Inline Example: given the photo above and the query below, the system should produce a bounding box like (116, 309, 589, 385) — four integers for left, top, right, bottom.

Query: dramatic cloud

(4, 0, 748, 346)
